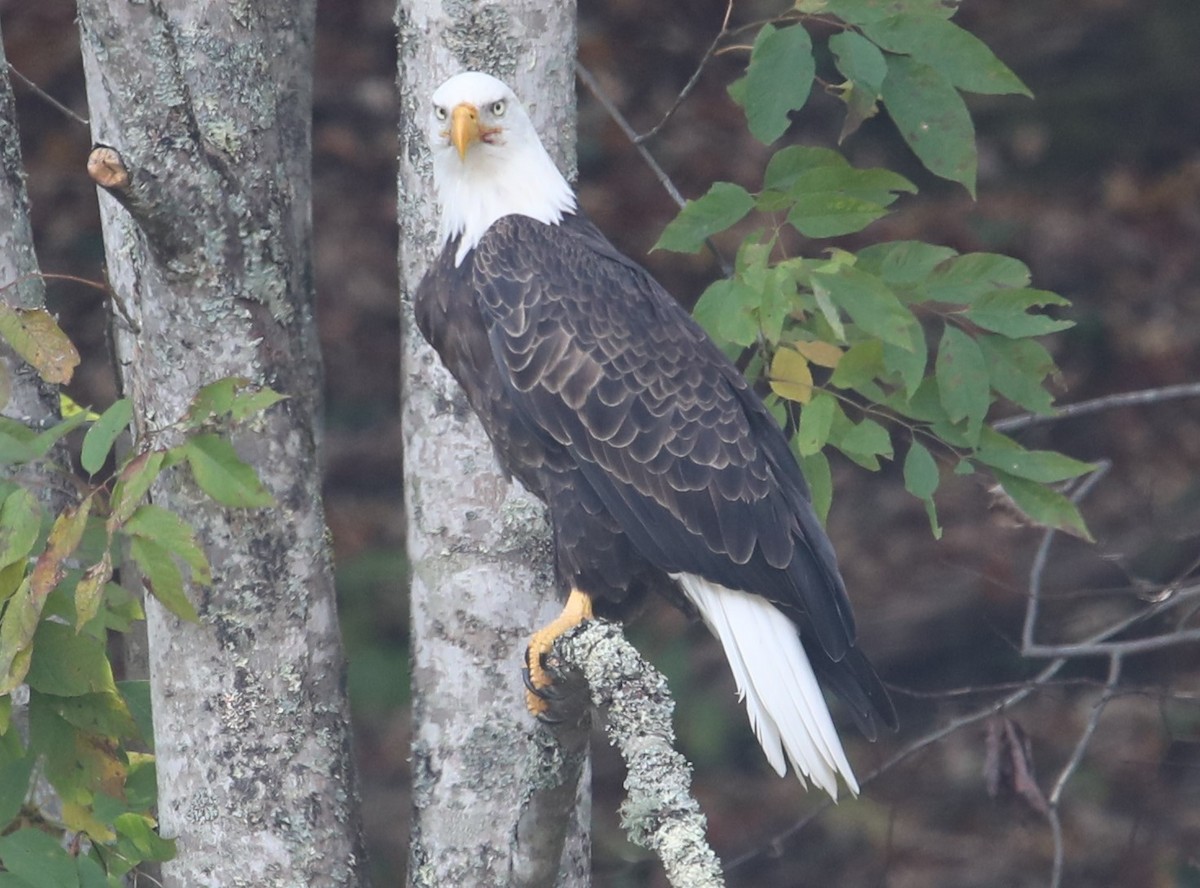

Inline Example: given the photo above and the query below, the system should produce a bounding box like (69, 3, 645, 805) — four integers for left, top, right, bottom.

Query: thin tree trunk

(396, 2, 589, 886)
(0, 22, 59, 429)
(76, 3, 366, 885)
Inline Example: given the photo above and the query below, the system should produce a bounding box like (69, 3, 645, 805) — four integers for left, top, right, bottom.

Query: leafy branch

(0, 290, 283, 884)
(640, 0, 1090, 540)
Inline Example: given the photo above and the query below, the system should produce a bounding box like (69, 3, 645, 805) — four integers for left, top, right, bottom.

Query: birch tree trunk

(76, 3, 366, 885)
(396, 2, 589, 885)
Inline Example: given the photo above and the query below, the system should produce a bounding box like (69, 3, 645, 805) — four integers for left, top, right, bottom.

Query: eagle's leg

(523, 587, 594, 719)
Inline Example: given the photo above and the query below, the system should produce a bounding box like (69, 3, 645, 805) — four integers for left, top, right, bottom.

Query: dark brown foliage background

(2, 0, 1198, 885)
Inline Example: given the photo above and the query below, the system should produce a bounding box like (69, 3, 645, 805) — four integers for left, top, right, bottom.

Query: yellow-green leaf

(769, 347, 814, 404)
(0, 305, 81, 385)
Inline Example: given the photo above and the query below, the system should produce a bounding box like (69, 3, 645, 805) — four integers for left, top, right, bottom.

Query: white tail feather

(672, 573, 858, 799)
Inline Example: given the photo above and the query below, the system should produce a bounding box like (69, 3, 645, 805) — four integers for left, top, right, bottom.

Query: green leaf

(80, 399, 132, 476)
(881, 54, 977, 194)
(836, 416, 893, 469)
(740, 23, 816, 144)
(123, 753, 157, 811)
(825, 0, 960, 24)
(935, 324, 990, 441)
(829, 31, 887, 141)
(0, 754, 34, 826)
(855, 240, 959, 287)
(0, 828, 80, 888)
(123, 505, 212, 586)
(0, 420, 39, 466)
(796, 392, 838, 457)
(965, 289, 1073, 338)
(0, 580, 37, 695)
(830, 339, 885, 390)
(117, 680, 154, 750)
(75, 857, 107, 888)
(882, 332, 927, 398)
(184, 377, 245, 427)
(993, 471, 1093, 541)
(229, 387, 286, 424)
(27, 412, 88, 459)
(903, 440, 942, 537)
(26, 620, 115, 697)
(862, 14, 1031, 97)
(109, 450, 166, 526)
(654, 182, 756, 254)
(114, 813, 176, 863)
(975, 433, 1096, 483)
(48, 691, 138, 741)
(184, 434, 273, 509)
(811, 266, 920, 350)
(978, 334, 1056, 414)
(923, 252, 1031, 303)
(74, 553, 113, 632)
(693, 279, 760, 348)
(799, 450, 833, 525)
(128, 537, 199, 623)
(0, 489, 41, 571)
(830, 30, 888, 91)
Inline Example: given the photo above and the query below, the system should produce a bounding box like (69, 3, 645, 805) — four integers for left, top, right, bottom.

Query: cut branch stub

(86, 144, 131, 190)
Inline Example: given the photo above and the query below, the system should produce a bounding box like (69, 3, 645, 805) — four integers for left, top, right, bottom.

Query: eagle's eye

(434, 105, 447, 122)
(490, 100, 507, 117)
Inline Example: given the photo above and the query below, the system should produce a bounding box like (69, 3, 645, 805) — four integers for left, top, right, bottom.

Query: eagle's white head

(428, 72, 577, 266)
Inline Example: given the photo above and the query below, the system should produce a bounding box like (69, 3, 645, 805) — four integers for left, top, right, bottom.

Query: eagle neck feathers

(433, 135, 576, 267)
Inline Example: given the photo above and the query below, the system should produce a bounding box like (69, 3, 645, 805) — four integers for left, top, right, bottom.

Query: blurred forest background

(2, 0, 1199, 885)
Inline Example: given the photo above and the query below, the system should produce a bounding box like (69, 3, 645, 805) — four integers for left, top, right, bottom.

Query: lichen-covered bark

(396, 2, 588, 886)
(76, 2, 366, 885)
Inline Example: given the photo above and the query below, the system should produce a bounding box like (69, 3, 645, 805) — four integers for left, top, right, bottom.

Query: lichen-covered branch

(555, 621, 725, 888)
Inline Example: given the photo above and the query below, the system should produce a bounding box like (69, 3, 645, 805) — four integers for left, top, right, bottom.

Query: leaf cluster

(0, 310, 282, 885)
(656, 3, 1091, 539)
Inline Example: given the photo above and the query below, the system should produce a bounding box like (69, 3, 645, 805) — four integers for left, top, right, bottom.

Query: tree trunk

(396, 2, 589, 886)
(0, 22, 59, 429)
(76, 3, 366, 885)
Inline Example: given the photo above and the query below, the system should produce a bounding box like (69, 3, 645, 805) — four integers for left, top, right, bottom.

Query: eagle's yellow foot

(523, 588, 594, 721)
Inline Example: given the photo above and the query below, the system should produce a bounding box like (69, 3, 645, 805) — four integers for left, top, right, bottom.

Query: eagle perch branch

(549, 620, 725, 888)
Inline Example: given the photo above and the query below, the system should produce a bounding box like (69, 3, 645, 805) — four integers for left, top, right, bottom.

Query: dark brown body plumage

(414, 212, 896, 739)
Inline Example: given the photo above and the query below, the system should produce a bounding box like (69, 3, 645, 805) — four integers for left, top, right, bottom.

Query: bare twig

(1022, 463, 1111, 652)
(576, 62, 733, 278)
(1045, 654, 1123, 888)
(994, 381, 1200, 433)
(634, 0, 733, 144)
(553, 621, 725, 888)
(576, 62, 689, 213)
(6, 63, 89, 127)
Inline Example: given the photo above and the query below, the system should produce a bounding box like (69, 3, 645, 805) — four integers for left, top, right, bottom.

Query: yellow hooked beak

(450, 103, 481, 160)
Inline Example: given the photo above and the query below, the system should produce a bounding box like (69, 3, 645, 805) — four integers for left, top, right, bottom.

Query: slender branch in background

(994, 381, 1200, 433)
(575, 62, 688, 212)
(576, 62, 733, 277)
(6, 63, 89, 127)
(1022, 463, 1110, 651)
(634, 0, 733, 144)
(728, 457, 1199, 876)
(1045, 653, 1123, 888)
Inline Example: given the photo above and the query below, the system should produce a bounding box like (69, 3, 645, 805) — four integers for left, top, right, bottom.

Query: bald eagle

(415, 71, 896, 799)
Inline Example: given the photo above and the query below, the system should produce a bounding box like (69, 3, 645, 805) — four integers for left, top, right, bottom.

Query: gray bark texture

(0, 22, 59, 429)
(76, 3, 367, 886)
(556, 623, 724, 888)
(396, 2, 590, 886)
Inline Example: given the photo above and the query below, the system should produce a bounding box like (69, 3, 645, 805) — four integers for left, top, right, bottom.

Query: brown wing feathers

(472, 213, 859, 663)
